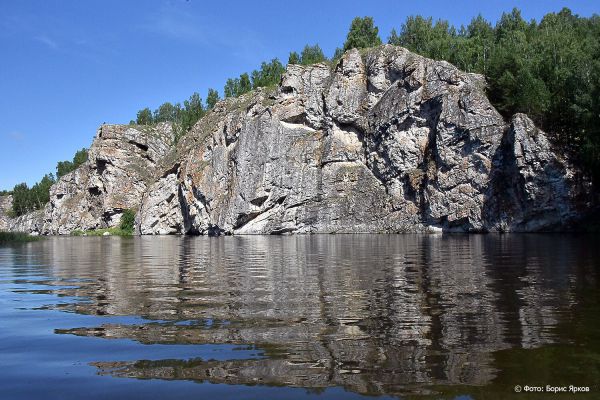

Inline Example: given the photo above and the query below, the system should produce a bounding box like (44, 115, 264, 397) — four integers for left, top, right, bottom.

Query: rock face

(0, 196, 45, 233)
(7, 46, 594, 234)
(8, 123, 175, 234)
(0, 195, 13, 231)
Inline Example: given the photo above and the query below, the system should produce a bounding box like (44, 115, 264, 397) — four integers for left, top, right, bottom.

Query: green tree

(119, 209, 136, 233)
(206, 88, 220, 109)
(300, 44, 326, 65)
(288, 51, 300, 64)
(73, 148, 88, 167)
(225, 73, 252, 97)
(182, 92, 204, 131)
(251, 58, 285, 88)
(224, 78, 239, 98)
(239, 73, 251, 95)
(388, 16, 456, 61)
(10, 174, 55, 216)
(136, 108, 153, 125)
(343, 16, 382, 51)
(464, 14, 495, 74)
(56, 148, 88, 178)
(31, 174, 55, 209)
(56, 161, 74, 179)
(331, 47, 344, 65)
(11, 183, 31, 216)
(153, 102, 180, 123)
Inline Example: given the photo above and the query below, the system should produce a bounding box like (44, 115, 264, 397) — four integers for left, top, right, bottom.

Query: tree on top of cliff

(224, 72, 252, 98)
(343, 16, 382, 51)
(287, 44, 327, 66)
(11, 174, 55, 216)
(136, 108, 153, 125)
(251, 59, 285, 89)
(388, 7, 600, 180)
(206, 88, 220, 110)
(300, 45, 327, 65)
(57, 148, 88, 179)
(288, 51, 300, 65)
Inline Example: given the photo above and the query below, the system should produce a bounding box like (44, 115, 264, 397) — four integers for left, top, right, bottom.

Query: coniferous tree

(206, 88, 220, 109)
(251, 59, 285, 88)
(300, 44, 326, 65)
(288, 51, 300, 65)
(72, 148, 88, 167)
(331, 47, 344, 65)
(239, 73, 251, 95)
(224, 78, 239, 98)
(343, 16, 382, 51)
(182, 92, 204, 131)
(153, 102, 178, 123)
(136, 108, 153, 125)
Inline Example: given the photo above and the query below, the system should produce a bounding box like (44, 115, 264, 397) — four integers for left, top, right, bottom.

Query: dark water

(1, 235, 599, 399)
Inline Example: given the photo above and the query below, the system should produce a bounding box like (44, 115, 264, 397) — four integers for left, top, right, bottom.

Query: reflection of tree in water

(26, 235, 597, 397)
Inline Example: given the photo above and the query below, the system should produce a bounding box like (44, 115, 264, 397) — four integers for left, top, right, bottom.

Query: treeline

(130, 10, 599, 178)
(387, 8, 600, 178)
(131, 90, 219, 135)
(130, 17, 381, 131)
(9, 148, 88, 216)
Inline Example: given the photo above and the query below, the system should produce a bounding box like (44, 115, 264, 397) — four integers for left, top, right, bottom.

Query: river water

(0, 235, 598, 399)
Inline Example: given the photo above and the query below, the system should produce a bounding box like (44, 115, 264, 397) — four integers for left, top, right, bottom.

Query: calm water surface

(0, 235, 599, 399)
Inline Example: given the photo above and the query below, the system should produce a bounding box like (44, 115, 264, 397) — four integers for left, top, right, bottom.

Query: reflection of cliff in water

(23, 235, 596, 396)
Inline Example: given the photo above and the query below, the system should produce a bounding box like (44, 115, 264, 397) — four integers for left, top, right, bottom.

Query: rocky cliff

(6, 46, 593, 235)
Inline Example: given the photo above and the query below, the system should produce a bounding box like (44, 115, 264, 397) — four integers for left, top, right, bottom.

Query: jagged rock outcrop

(5, 123, 175, 234)
(6, 45, 594, 234)
(0, 195, 44, 234)
(0, 195, 14, 231)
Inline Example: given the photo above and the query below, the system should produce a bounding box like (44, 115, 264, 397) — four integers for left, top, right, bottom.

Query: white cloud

(35, 34, 58, 49)
(5, 131, 25, 141)
(143, 5, 209, 43)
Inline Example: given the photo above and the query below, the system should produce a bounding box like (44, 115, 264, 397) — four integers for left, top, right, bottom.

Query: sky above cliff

(0, 0, 597, 190)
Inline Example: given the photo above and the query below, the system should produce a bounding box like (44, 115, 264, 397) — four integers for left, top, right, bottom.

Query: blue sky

(0, 0, 597, 190)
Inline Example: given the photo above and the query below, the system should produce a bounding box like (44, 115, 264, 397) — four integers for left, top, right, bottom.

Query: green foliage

(288, 45, 327, 66)
(0, 190, 11, 196)
(224, 73, 253, 98)
(73, 148, 88, 166)
(300, 44, 326, 65)
(56, 161, 73, 179)
(0, 232, 41, 243)
(153, 102, 179, 123)
(388, 7, 600, 179)
(343, 16, 382, 51)
(251, 58, 285, 88)
(57, 148, 88, 178)
(136, 108, 153, 125)
(11, 174, 55, 216)
(119, 209, 136, 234)
(206, 88, 220, 109)
(181, 92, 205, 131)
(223, 78, 237, 98)
(288, 51, 300, 65)
(69, 209, 136, 236)
(388, 16, 456, 61)
(239, 73, 251, 94)
(10, 147, 87, 216)
(331, 47, 344, 65)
